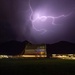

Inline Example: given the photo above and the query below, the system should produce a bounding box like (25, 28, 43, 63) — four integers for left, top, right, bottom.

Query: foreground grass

(0, 58, 75, 75)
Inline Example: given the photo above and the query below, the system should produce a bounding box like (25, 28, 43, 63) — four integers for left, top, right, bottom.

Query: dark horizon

(0, 40, 75, 55)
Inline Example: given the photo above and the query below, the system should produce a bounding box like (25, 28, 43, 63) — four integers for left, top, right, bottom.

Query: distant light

(0, 55, 8, 59)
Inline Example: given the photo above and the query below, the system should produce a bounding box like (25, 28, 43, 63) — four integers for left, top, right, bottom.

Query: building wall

(24, 43, 47, 55)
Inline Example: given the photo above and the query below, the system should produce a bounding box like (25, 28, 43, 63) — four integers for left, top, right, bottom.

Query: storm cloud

(0, 0, 75, 44)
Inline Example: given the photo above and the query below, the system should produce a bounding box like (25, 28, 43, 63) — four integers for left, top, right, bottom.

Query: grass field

(0, 58, 75, 75)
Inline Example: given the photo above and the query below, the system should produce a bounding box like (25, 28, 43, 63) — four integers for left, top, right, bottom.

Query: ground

(0, 58, 75, 75)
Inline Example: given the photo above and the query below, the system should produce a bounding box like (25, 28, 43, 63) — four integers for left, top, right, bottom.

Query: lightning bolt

(29, 0, 72, 34)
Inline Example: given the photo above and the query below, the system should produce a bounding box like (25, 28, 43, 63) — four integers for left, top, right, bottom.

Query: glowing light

(52, 54, 75, 60)
(0, 55, 8, 58)
(29, 0, 72, 34)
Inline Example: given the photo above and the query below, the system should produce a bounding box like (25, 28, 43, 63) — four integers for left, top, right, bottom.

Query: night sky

(0, 0, 75, 44)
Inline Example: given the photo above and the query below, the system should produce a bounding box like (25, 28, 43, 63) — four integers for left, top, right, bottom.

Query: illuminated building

(21, 43, 47, 57)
